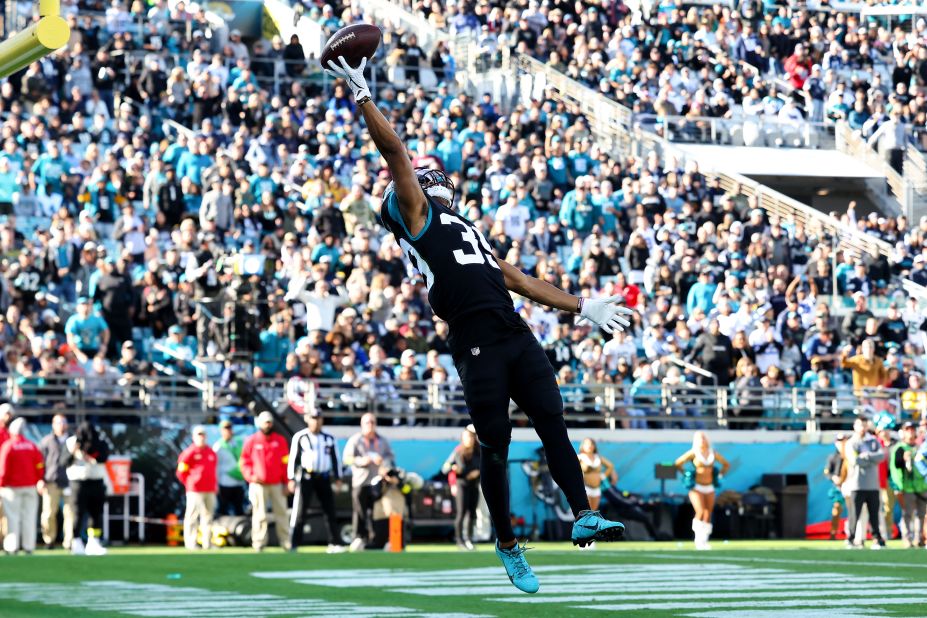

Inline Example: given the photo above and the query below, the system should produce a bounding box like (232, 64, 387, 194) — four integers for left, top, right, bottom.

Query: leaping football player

(327, 56, 632, 594)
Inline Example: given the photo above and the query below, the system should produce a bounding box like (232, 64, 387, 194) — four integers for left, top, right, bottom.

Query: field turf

(1, 541, 925, 617)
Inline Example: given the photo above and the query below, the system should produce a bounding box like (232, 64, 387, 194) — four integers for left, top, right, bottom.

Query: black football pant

(454, 330, 589, 544)
(290, 474, 340, 547)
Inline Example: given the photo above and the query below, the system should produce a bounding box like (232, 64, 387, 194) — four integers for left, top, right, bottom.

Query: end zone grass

(1, 541, 925, 617)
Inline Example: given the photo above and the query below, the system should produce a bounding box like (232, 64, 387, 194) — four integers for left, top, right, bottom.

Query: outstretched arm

(497, 259, 632, 334)
(326, 56, 427, 236)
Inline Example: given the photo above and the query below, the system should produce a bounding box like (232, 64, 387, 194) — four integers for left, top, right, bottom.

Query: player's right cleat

(572, 509, 625, 547)
(495, 540, 539, 594)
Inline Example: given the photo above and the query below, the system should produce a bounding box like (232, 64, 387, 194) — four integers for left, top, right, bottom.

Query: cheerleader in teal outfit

(675, 431, 730, 550)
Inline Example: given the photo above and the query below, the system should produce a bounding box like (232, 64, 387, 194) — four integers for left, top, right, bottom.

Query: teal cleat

(572, 509, 625, 547)
(495, 540, 540, 594)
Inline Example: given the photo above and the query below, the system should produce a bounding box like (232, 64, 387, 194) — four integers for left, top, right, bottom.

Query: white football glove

(326, 55, 371, 102)
(578, 294, 634, 334)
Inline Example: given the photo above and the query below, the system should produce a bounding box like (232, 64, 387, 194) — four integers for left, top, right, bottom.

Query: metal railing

(639, 114, 834, 149)
(835, 121, 911, 218)
(8, 374, 927, 432)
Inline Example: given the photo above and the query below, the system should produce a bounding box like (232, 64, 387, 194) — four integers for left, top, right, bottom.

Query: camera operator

(342, 413, 394, 552)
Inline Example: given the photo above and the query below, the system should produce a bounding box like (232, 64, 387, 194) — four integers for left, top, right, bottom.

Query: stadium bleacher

(0, 0, 919, 432)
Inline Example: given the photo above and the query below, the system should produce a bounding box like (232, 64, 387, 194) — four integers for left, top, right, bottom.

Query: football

(320, 23, 382, 70)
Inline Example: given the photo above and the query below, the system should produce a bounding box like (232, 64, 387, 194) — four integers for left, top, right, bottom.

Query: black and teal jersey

(379, 192, 528, 354)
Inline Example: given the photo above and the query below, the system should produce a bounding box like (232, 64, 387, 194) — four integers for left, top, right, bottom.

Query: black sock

(534, 415, 591, 517)
(479, 442, 516, 543)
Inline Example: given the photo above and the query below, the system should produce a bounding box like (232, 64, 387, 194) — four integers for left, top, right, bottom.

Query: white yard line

(490, 585, 926, 604)
(637, 552, 927, 570)
(578, 597, 922, 612)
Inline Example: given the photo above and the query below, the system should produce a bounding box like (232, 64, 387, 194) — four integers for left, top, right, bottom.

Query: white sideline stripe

(577, 598, 922, 612)
(489, 585, 925, 604)
(639, 553, 927, 570)
(400, 576, 902, 598)
(684, 609, 885, 618)
(252, 564, 733, 580)
(287, 572, 846, 589)
(0, 581, 491, 618)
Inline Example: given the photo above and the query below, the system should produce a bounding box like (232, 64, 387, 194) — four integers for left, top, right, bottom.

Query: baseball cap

(304, 408, 322, 418)
(219, 419, 233, 429)
(169, 325, 184, 335)
(902, 421, 916, 430)
(192, 425, 207, 436)
(77, 296, 90, 304)
(256, 411, 274, 425)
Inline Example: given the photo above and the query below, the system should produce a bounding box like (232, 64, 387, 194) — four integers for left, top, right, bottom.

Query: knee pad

(473, 416, 512, 457)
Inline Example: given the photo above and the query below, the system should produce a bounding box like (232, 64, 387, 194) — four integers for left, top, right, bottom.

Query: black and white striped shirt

(287, 429, 340, 480)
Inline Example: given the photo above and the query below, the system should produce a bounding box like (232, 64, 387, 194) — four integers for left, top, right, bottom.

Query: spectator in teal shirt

(0, 158, 18, 213)
(686, 269, 718, 316)
(458, 117, 485, 150)
(567, 140, 595, 178)
(546, 137, 571, 189)
(32, 141, 67, 195)
(436, 131, 462, 174)
(559, 183, 601, 233)
(65, 297, 110, 363)
(162, 325, 195, 375)
(177, 139, 212, 186)
(254, 316, 293, 378)
(249, 164, 277, 201)
(162, 133, 188, 168)
(311, 234, 340, 269)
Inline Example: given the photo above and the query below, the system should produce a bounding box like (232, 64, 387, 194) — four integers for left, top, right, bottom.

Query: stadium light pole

(0, 0, 69, 79)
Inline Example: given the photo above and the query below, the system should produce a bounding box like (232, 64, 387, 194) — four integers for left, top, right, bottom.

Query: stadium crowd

(0, 0, 923, 429)
(388, 0, 927, 153)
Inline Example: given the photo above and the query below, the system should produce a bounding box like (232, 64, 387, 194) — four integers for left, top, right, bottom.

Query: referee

(287, 409, 344, 553)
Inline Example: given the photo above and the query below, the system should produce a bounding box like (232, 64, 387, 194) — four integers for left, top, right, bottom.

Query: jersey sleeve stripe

(388, 196, 432, 241)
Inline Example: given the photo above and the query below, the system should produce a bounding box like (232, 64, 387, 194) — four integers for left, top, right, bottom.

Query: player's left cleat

(495, 540, 539, 594)
(572, 509, 625, 547)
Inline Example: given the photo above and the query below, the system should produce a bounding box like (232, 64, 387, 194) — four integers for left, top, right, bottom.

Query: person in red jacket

(784, 43, 812, 90)
(0, 417, 45, 554)
(239, 412, 290, 551)
(176, 425, 218, 551)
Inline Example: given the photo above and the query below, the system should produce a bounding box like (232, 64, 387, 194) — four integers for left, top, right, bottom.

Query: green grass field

(1, 541, 925, 617)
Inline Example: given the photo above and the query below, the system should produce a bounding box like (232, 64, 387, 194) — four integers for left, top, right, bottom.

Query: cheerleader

(675, 431, 730, 550)
(578, 438, 618, 512)
(442, 427, 481, 551)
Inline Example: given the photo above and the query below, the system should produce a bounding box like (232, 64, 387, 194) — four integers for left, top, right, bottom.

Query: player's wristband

(577, 296, 584, 314)
(356, 95, 371, 107)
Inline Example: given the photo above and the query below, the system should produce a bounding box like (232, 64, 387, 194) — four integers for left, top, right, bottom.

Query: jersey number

(440, 213, 500, 269)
